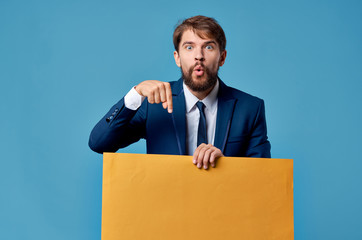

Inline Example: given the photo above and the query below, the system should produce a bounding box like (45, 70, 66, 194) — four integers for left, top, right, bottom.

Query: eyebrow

(181, 40, 217, 46)
(182, 41, 194, 46)
(204, 41, 217, 45)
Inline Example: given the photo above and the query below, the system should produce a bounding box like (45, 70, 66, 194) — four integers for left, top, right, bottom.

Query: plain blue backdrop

(1, 0, 361, 239)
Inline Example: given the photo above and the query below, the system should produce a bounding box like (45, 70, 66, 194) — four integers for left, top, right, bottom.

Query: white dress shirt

(183, 81, 218, 155)
(124, 80, 219, 155)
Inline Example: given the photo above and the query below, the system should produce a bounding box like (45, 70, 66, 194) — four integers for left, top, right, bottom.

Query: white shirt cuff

(124, 87, 146, 110)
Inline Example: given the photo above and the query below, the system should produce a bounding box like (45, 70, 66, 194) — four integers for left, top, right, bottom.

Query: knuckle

(150, 87, 156, 94)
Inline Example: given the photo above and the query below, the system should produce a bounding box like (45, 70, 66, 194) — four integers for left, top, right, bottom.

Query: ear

(174, 50, 181, 67)
(219, 50, 227, 67)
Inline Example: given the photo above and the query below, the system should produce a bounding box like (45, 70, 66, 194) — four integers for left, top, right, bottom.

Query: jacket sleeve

(88, 97, 147, 154)
(245, 100, 271, 158)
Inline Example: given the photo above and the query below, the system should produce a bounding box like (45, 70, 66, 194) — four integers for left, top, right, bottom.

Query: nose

(195, 48, 205, 61)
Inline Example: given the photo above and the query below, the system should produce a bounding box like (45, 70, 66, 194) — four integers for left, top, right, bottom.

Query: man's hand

(135, 80, 173, 113)
(192, 144, 224, 169)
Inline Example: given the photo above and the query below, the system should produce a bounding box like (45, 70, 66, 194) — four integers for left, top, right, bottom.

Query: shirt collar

(183, 79, 219, 114)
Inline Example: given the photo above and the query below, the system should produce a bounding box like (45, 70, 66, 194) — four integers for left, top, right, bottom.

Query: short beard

(182, 63, 219, 92)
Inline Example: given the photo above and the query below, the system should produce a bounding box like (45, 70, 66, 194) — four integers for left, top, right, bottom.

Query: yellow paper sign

(102, 153, 293, 240)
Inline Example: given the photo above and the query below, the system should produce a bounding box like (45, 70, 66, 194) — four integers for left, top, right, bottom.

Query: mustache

(194, 62, 205, 68)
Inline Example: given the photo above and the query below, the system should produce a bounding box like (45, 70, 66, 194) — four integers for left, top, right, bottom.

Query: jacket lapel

(171, 79, 186, 155)
(170, 78, 235, 155)
(214, 80, 236, 153)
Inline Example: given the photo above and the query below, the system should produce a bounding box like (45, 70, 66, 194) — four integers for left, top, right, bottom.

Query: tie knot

(196, 101, 205, 112)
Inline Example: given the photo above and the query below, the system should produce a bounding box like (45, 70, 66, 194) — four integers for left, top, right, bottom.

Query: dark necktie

(196, 101, 207, 146)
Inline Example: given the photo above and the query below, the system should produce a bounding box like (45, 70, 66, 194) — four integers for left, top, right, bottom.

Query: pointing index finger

(164, 82, 173, 113)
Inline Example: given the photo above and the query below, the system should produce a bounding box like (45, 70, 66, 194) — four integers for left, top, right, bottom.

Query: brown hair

(173, 15, 226, 53)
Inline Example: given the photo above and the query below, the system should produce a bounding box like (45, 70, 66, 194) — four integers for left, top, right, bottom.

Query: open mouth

(194, 65, 204, 71)
(194, 65, 205, 76)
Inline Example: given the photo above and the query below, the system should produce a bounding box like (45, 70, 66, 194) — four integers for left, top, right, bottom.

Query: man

(89, 15, 271, 169)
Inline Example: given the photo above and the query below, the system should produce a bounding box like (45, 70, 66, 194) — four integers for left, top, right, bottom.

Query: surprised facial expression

(174, 29, 227, 92)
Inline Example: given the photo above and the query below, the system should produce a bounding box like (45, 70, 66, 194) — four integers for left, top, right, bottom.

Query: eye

(186, 45, 193, 50)
(205, 45, 213, 50)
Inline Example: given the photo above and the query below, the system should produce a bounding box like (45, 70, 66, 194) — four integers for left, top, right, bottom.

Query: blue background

(1, 0, 361, 239)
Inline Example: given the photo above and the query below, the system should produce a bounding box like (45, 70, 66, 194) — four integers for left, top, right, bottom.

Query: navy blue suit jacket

(89, 78, 271, 157)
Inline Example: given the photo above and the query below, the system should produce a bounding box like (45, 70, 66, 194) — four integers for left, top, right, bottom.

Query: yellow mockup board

(102, 153, 293, 240)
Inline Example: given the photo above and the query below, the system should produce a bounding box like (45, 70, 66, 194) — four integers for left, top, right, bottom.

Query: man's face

(174, 29, 227, 92)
